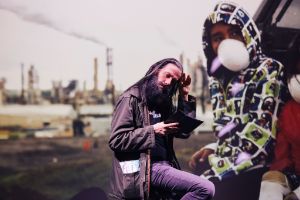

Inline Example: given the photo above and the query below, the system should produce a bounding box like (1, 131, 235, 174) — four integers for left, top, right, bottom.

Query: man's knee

(206, 180, 215, 198)
(194, 179, 215, 199)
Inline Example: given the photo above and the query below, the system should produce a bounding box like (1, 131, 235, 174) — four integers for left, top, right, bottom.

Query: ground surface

(0, 132, 215, 200)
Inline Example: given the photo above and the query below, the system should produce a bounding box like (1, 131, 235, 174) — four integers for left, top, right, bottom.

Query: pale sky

(0, 0, 262, 91)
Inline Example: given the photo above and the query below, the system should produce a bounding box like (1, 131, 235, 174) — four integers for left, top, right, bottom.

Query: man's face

(145, 63, 182, 112)
(210, 22, 244, 55)
(157, 63, 182, 90)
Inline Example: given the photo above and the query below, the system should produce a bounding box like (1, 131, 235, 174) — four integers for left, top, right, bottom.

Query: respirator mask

(288, 74, 300, 103)
(217, 39, 250, 72)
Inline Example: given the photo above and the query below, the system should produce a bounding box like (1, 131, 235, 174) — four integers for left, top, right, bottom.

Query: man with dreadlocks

(189, 1, 288, 200)
(108, 58, 215, 200)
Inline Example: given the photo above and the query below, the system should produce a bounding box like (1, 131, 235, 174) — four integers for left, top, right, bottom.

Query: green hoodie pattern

(202, 1, 288, 180)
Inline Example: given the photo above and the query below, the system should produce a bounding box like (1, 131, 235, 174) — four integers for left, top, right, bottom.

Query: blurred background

(0, 0, 262, 199)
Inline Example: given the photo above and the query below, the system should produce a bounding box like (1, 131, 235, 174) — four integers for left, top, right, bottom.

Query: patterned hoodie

(202, 1, 288, 180)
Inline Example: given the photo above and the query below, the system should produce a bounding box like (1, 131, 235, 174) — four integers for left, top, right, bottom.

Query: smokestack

(83, 80, 88, 102)
(179, 52, 187, 72)
(106, 48, 113, 81)
(93, 58, 98, 92)
(28, 65, 35, 104)
(28, 65, 34, 90)
(20, 63, 25, 103)
(83, 80, 87, 92)
(179, 52, 184, 65)
(0, 78, 6, 106)
(105, 47, 115, 105)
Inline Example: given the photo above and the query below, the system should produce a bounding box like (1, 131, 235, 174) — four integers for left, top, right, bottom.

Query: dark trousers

(211, 168, 268, 200)
(194, 161, 268, 200)
(150, 162, 215, 200)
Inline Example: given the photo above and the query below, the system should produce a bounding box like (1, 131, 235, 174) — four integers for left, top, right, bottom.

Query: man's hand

(179, 73, 191, 101)
(188, 148, 214, 170)
(153, 122, 179, 136)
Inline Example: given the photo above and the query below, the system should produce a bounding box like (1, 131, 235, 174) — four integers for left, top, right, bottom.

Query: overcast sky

(0, 0, 262, 91)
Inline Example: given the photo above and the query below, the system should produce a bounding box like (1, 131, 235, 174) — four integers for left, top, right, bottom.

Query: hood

(202, 1, 262, 76)
(144, 58, 183, 77)
(127, 58, 183, 101)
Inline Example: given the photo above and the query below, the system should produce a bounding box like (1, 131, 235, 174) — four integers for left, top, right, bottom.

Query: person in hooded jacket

(259, 37, 300, 200)
(108, 58, 215, 200)
(188, 1, 287, 200)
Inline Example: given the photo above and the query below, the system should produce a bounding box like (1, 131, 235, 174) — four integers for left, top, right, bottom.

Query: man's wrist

(183, 94, 188, 101)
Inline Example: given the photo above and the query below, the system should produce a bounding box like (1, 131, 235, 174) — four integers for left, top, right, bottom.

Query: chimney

(20, 63, 25, 104)
(106, 48, 113, 82)
(93, 58, 98, 92)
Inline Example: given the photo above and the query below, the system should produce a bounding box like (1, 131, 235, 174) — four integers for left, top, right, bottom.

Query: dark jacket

(108, 86, 196, 199)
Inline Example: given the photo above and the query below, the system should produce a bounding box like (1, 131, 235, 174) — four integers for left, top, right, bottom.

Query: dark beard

(145, 75, 173, 114)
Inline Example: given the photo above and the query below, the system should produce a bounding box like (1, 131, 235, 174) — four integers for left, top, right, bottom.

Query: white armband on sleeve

(119, 160, 140, 174)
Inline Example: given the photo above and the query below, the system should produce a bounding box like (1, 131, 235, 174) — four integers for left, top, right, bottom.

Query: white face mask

(288, 74, 300, 103)
(217, 39, 250, 72)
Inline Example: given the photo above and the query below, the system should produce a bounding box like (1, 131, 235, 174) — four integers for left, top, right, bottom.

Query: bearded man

(108, 58, 214, 200)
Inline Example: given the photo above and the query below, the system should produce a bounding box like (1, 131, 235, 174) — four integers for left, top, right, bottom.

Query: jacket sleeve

(178, 95, 196, 118)
(270, 103, 293, 171)
(108, 96, 155, 152)
(270, 129, 292, 171)
(206, 60, 287, 180)
(174, 95, 197, 138)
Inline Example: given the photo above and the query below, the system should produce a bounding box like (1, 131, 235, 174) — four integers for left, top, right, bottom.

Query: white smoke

(0, 1, 108, 47)
(156, 26, 182, 48)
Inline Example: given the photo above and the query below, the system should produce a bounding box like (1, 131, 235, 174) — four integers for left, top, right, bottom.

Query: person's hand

(188, 148, 214, 170)
(153, 122, 179, 136)
(284, 192, 299, 200)
(179, 73, 191, 101)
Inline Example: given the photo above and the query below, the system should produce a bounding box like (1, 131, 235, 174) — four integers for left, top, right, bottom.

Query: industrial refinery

(0, 50, 210, 140)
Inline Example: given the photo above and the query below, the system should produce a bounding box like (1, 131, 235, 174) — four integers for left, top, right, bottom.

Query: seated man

(108, 58, 214, 200)
(189, 2, 288, 200)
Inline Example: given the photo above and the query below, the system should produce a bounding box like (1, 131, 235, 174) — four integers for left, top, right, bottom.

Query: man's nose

(164, 78, 172, 85)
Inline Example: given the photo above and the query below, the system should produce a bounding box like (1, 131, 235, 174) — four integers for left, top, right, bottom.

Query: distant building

(78, 104, 113, 136)
(27, 65, 41, 104)
(0, 78, 6, 106)
(51, 81, 64, 103)
(0, 104, 76, 139)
